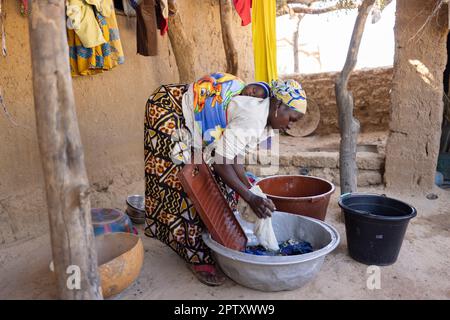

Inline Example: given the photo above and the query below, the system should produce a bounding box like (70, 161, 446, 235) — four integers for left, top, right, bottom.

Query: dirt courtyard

(0, 185, 449, 300)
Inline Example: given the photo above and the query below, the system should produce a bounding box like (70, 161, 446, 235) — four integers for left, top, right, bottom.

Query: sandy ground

(0, 185, 449, 300)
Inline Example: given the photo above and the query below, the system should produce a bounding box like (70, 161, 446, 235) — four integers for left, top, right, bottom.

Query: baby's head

(241, 82, 271, 99)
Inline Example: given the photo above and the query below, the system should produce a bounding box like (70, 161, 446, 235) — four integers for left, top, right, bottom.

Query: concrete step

(245, 151, 385, 187)
(246, 165, 383, 187)
(255, 151, 385, 170)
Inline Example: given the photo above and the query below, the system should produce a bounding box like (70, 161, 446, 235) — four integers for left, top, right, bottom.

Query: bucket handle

(340, 192, 352, 199)
(340, 192, 387, 200)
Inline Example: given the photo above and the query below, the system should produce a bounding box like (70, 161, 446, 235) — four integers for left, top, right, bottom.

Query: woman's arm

(212, 155, 275, 218)
(213, 161, 252, 202)
(232, 162, 252, 189)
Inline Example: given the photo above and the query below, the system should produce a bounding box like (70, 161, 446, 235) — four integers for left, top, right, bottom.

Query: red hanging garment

(233, 0, 252, 26)
(19, 0, 30, 16)
(155, 0, 168, 36)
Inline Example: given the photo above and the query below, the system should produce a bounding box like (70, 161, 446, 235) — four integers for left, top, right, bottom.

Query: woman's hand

(212, 155, 275, 219)
(247, 193, 276, 219)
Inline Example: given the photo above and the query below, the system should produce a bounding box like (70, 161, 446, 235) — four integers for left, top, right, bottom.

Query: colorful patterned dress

(144, 84, 238, 265)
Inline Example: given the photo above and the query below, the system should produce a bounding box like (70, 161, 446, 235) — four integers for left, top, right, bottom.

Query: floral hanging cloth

(67, 0, 125, 76)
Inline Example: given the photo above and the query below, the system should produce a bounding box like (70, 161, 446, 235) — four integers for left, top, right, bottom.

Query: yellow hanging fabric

(67, 2, 124, 77)
(251, 0, 278, 83)
(67, 0, 106, 48)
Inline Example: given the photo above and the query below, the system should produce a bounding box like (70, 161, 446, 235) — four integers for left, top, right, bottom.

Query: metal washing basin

(202, 211, 340, 292)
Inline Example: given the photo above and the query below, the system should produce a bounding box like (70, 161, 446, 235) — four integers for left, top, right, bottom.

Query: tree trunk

(219, 0, 238, 75)
(335, 0, 375, 194)
(385, 0, 447, 192)
(293, 15, 303, 73)
(168, 1, 198, 83)
(28, 1, 102, 299)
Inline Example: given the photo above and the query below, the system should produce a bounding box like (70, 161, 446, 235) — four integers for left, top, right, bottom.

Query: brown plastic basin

(256, 175, 335, 221)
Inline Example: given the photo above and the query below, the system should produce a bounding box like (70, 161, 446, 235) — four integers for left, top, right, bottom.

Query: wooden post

(219, 0, 238, 75)
(335, 0, 375, 194)
(168, 1, 198, 82)
(293, 14, 303, 74)
(28, 1, 102, 299)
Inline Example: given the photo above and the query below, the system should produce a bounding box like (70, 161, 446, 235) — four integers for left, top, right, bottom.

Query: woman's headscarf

(271, 79, 307, 114)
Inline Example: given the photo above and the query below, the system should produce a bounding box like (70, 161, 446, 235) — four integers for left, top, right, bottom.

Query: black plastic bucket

(338, 193, 417, 266)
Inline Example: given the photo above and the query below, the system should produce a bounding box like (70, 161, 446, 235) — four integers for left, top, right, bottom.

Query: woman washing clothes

(144, 72, 307, 286)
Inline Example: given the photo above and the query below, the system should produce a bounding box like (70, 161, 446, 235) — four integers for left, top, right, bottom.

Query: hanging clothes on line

(66, 0, 106, 48)
(129, 0, 140, 9)
(67, 0, 125, 76)
(87, 0, 115, 17)
(233, 0, 252, 27)
(156, 0, 168, 36)
(159, 0, 168, 18)
(136, 0, 158, 56)
(251, 0, 277, 83)
(168, 0, 177, 16)
(122, 0, 137, 16)
(19, 0, 31, 16)
(113, 0, 138, 17)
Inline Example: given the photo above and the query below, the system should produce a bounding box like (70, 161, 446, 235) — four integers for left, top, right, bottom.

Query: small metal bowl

(126, 195, 145, 225)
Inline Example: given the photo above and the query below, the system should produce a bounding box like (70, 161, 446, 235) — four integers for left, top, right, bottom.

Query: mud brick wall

(284, 67, 393, 135)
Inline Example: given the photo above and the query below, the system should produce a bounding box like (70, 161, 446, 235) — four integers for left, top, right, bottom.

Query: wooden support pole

(335, 0, 375, 194)
(168, 0, 198, 83)
(28, 0, 102, 299)
(293, 15, 303, 74)
(219, 0, 238, 75)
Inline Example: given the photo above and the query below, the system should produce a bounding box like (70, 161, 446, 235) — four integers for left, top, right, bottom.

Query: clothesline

(1, 0, 277, 83)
